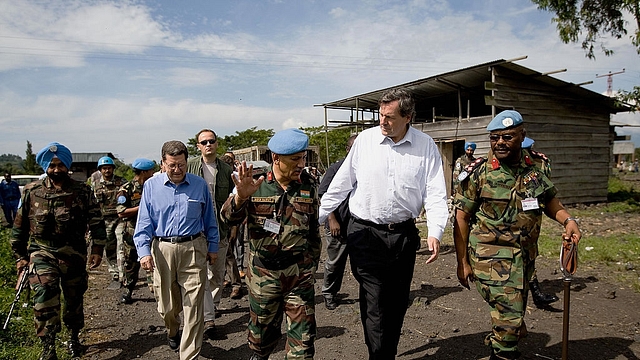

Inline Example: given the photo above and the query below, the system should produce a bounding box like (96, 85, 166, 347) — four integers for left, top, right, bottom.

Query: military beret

(132, 158, 155, 171)
(487, 110, 523, 131)
(268, 128, 309, 155)
(522, 137, 535, 149)
(36, 142, 72, 170)
(464, 142, 476, 151)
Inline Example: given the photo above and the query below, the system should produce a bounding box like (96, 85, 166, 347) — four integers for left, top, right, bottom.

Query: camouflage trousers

(28, 248, 88, 338)
(247, 253, 316, 359)
(103, 216, 124, 280)
(475, 279, 530, 358)
(121, 239, 141, 291)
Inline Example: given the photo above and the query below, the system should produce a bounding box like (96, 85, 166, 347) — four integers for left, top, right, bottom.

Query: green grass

(537, 204, 640, 292)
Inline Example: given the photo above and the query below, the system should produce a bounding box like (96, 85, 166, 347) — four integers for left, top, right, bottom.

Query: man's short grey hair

(379, 88, 416, 121)
(161, 141, 189, 161)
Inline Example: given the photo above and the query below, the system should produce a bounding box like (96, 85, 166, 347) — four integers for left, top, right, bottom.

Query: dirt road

(80, 229, 640, 360)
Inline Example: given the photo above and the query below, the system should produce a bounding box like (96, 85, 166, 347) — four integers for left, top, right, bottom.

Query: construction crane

(596, 69, 625, 96)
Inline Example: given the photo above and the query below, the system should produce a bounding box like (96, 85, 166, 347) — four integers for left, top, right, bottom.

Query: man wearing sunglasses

(453, 110, 581, 360)
(186, 129, 239, 339)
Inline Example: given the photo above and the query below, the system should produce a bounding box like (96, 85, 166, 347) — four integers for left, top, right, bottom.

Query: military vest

(93, 176, 124, 217)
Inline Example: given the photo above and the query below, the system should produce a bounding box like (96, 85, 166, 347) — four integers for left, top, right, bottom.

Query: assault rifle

(2, 267, 30, 330)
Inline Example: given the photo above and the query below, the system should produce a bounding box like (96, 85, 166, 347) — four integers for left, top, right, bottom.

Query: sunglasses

(489, 134, 515, 142)
(199, 139, 217, 145)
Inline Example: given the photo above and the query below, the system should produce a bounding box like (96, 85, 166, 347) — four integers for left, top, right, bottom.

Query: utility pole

(596, 69, 625, 96)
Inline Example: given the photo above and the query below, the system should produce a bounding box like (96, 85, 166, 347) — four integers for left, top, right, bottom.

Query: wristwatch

(563, 217, 578, 226)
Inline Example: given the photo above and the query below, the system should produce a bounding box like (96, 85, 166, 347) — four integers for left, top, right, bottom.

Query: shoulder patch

(529, 150, 549, 162)
(458, 157, 487, 182)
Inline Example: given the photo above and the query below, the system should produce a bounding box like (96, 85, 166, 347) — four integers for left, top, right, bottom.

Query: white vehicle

(0, 174, 42, 194)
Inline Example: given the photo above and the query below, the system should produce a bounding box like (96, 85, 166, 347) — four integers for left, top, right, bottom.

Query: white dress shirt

(318, 126, 448, 241)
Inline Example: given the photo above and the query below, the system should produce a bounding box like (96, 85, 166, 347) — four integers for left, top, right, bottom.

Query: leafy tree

(302, 126, 353, 169)
(0, 154, 24, 174)
(221, 127, 275, 151)
(114, 158, 135, 181)
(187, 127, 275, 159)
(533, 0, 640, 108)
(23, 141, 42, 174)
(532, 0, 640, 58)
(618, 86, 640, 110)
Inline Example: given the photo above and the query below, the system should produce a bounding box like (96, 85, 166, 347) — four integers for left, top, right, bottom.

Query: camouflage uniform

(11, 176, 106, 338)
(221, 168, 321, 359)
(93, 175, 124, 280)
(454, 149, 556, 358)
(115, 179, 150, 291)
(452, 154, 476, 188)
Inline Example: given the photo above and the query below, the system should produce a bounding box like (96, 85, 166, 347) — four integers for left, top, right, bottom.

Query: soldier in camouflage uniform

(453, 111, 581, 360)
(115, 158, 156, 304)
(11, 142, 107, 360)
(92, 156, 125, 287)
(452, 141, 476, 189)
(221, 129, 321, 360)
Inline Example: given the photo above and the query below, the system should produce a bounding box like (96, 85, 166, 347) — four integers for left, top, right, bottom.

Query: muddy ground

(78, 200, 640, 360)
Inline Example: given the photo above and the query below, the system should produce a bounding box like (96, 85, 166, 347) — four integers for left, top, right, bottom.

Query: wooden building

(70, 152, 117, 182)
(319, 58, 630, 204)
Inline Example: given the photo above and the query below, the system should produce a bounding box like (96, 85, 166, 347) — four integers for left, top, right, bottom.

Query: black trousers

(347, 218, 420, 360)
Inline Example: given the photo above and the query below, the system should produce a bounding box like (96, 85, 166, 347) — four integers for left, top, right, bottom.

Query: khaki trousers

(152, 236, 207, 360)
(204, 236, 229, 321)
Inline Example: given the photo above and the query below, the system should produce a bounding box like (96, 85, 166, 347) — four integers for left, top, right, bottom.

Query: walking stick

(560, 238, 578, 360)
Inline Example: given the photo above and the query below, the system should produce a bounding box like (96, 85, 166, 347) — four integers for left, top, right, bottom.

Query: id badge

(263, 219, 281, 234)
(521, 197, 539, 211)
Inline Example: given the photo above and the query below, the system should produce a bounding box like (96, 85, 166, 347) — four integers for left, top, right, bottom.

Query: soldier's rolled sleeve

(220, 194, 247, 225)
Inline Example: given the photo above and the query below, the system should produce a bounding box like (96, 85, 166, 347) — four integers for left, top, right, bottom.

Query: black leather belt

(156, 233, 201, 244)
(253, 253, 304, 270)
(352, 217, 415, 231)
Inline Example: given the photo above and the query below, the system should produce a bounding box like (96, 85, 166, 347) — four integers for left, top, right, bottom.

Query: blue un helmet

(97, 156, 115, 168)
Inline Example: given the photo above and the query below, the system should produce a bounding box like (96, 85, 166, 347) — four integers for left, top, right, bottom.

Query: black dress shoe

(324, 295, 338, 310)
(167, 331, 181, 351)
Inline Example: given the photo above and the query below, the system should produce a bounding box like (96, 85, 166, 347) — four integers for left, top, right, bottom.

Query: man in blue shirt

(0, 172, 21, 227)
(134, 140, 219, 360)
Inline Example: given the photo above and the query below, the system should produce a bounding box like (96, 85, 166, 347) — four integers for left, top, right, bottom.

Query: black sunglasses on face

(489, 134, 515, 142)
(199, 139, 217, 145)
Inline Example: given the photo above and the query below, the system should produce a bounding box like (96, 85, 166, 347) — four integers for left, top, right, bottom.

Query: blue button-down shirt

(134, 172, 219, 259)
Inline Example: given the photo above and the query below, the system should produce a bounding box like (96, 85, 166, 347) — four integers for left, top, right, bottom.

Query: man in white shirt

(319, 88, 448, 360)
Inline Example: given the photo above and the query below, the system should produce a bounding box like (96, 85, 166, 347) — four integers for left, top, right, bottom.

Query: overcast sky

(1, 0, 639, 163)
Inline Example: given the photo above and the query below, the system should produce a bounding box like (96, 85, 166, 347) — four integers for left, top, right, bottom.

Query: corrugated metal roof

(72, 152, 116, 163)
(318, 59, 628, 114)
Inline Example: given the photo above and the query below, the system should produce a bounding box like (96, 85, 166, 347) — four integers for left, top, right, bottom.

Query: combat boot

(68, 329, 85, 358)
(38, 334, 57, 360)
(530, 278, 559, 307)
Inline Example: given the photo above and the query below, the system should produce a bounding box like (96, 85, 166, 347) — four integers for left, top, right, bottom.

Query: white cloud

(166, 68, 218, 87)
(0, 90, 322, 162)
(329, 7, 347, 18)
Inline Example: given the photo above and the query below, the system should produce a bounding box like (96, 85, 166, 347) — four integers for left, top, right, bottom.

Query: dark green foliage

(23, 141, 43, 175)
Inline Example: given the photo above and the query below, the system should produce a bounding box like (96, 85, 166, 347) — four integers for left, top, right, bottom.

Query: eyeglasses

(199, 139, 217, 146)
(489, 134, 515, 142)
(165, 163, 186, 171)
